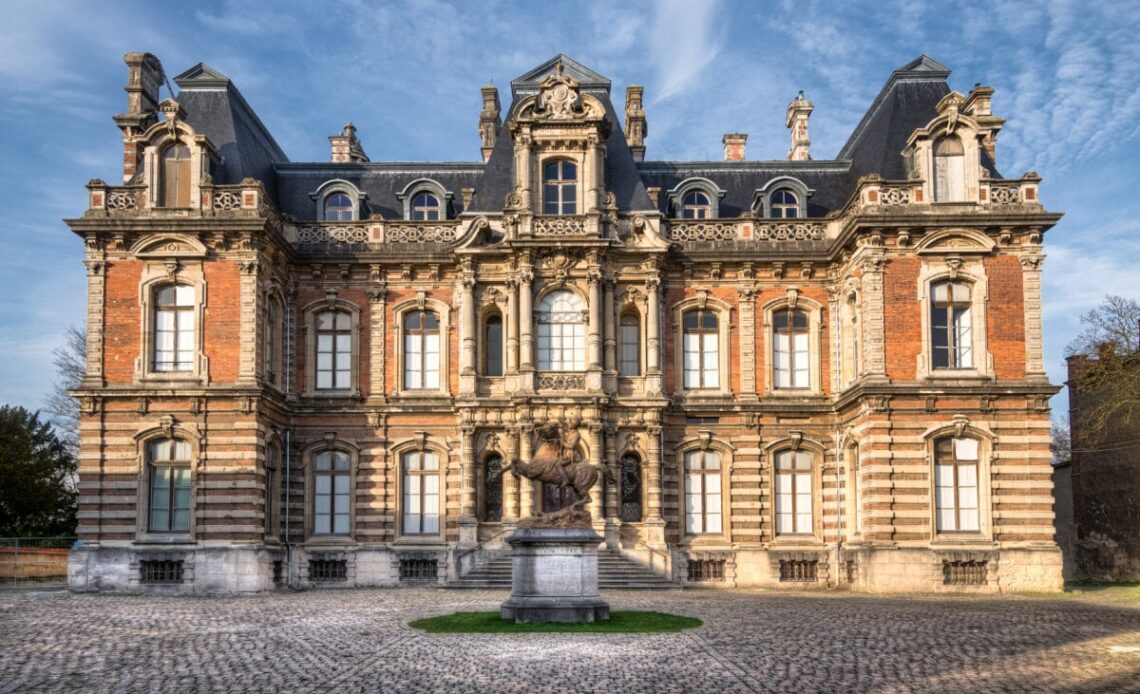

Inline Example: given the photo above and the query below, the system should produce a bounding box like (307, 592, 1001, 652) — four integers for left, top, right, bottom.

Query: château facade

(67, 52, 1063, 593)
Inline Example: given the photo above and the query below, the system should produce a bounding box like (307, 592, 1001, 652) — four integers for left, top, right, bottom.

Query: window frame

(683, 448, 725, 537)
(311, 449, 352, 537)
(151, 283, 197, 373)
(397, 179, 452, 221)
(301, 441, 358, 542)
(774, 449, 815, 537)
(923, 424, 993, 542)
(933, 436, 982, 534)
(482, 311, 504, 377)
(393, 297, 452, 398)
(264, 440, 282, 541)
(673, 296, 732, 396)
(772, 308, 811, 389)
(762, 295, 823, 396)
(302, 298, 362, 398)
(930, 279, 974, 370)
(914, 249, 992, 381)
(322, 192, 355, 221)
(308, 179, 366, 222)
(146, 437, 193, 534)
(753, 176, 813, 219)
(481, 452, 504, 523)
(932, 136, 966, 202)
(263, 294, 283, 388)
(158, 143, 193, 208)
(535, 289, 587, 373)
(136, 266, 208, 385)
(666, 177, 724, 219)
(399, 448, 444, 538)
(402, 307, 442, 390)
(541, 159, 579, 216)
(618, 309, 642, 377)
(133, 423, 200, 543)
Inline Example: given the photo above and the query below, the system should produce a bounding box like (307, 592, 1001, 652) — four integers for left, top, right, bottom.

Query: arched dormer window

(397, 179, 452, 221)
(411, 192, 442, 220)
(667, 178, 724, 219)
(933, 137, 966, 202)
(323, 193, 354, 221)
(543, 160, 578, 215)
(753, 177, 813, 218)
(160, 144, 192, 208)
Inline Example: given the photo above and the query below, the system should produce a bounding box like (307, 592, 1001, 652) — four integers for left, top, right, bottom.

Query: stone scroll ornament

(505, 419, 600, 528)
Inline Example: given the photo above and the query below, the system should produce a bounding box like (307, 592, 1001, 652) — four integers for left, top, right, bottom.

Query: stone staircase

(449, 550, 677, 590)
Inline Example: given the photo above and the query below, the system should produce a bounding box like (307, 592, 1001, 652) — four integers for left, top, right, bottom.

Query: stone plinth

(500, 527, 610, 623)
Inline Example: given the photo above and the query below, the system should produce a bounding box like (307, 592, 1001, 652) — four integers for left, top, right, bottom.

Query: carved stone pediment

(915, 228, 996, 255)
(130, 234, 209, 259)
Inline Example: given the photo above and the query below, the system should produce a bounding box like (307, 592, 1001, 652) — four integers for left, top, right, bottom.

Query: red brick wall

(884, 256, 921, 381)
(102, 260, 143, 383)
(203, 262, 241, 383)
(985, 256, 1026, 379)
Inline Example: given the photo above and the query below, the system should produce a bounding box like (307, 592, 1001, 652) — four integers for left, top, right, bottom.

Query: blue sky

(2, 0, 1138, 417)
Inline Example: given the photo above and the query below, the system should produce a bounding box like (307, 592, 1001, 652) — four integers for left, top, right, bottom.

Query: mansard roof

(273, 163, 483, 220)
(510, 54, 612, 96)
(173, 63, 289, 186)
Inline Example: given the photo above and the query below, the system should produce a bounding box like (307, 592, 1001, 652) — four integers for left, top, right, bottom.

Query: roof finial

(556, 58, 564, 77)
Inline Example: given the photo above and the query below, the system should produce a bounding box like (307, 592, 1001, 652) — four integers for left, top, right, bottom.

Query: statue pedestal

(500, 528, 610, 624)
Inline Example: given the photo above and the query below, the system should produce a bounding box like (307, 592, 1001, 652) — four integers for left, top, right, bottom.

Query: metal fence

(0, 537, 75, 588)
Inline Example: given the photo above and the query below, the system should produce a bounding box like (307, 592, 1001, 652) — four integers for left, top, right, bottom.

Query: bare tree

(43, 325, 85, 455)
(1050, 413, 1070, 465)
(1066, 296, 1140, 446)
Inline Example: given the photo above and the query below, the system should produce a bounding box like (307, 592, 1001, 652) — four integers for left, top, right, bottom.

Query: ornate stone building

(67, 53, 1063, 593)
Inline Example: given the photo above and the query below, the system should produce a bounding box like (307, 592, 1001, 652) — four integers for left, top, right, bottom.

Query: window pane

(954, 438, 979, 461)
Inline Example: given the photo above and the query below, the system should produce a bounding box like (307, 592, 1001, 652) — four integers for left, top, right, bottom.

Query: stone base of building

(500, 528, 610, 623)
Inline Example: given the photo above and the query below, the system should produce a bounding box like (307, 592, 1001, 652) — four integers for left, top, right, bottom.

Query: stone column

(368, 282, 387, 401)
(82, 259, 106, 387)
(1020, 254, 1047, 380)
(644, 425, 666, 547)
(737, 284, 758, 401)
(604, 425, 620, 549)
(503, 427, 519, 522)
(518, 263, 535, 390)
(459, 426, 477, 546)
(587, 266, 603, 390)
(859, 252, 888, 380)
(458, 263, 477, 395)
(588, 421, 605, 528)
(602, 275, 617, 391)
(519, 424, 535, 516)
(506, 276, 519, 374)
(645, 275, 663, 393)
(237, 259, 259, 384)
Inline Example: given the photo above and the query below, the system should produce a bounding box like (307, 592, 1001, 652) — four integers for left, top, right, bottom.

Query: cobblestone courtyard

(2, 587, 1138, 693)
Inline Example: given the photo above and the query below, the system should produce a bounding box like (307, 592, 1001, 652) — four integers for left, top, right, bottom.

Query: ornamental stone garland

(879, 186, 911, 206)
(538, 373, 586, 390)
(295, 224, 369, 245)
(669, 222, 738, 242)
(534, 216, 586, 236)
(385, 224, 457, 243)
(754, 222, 825, 241)
(989, 185, 1020, 205)
(106, 190, 138, 211)
(211, 190, 243, 211)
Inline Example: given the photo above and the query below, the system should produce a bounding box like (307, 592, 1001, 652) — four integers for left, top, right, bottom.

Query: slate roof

(170, 55, 961, 221)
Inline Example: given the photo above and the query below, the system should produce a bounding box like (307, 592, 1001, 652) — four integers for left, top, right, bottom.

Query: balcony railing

(668, 219, 825, 244)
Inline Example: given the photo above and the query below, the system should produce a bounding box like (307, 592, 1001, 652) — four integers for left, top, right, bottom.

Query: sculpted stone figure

(506, 419, 599, 526)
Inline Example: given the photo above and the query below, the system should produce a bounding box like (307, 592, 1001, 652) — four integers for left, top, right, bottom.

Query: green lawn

(409, 610, 702, 633)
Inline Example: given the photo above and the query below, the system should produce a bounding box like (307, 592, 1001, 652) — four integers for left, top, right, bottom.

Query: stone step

(449, 551, 676, 590)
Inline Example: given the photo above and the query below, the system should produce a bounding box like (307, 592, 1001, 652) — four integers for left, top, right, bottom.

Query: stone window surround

(922, 421, 994, 544)
(476, 448, 505, 523)
(535, 154, 584, 216)
(674, 436, 735, 545)
(478, 303, 505, 378)
(533, 285, 590, 373)
(672, 294, 733, 396)
(141, 127, 212, 210)
(301, 437, 360, 544)
(132, 420, 202, 544)
(301, 296, 363, 398)
(915, 254, 993, 381)
(752, 176, 813, 219)
(761, 290, 824, 396)
(392, 296, 452, 398)
(764, 436, 826, 546)
(837, 283, 862, 389)
(263, 434, 283, 543)
(617, 303, 644, 378)
(843, 439, 863, 542)
(617, 441, 650, 525)
(666, 177, 726, 219)
(135, 262, 209, 386)
(262, 290, 285, 390)
(396, 178, 453, 221)
(391, 437, 450, 544)
(308, 179, 368, 221)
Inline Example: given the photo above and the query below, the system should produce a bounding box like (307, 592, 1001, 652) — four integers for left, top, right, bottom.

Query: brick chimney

(723, 132, 747, 161)
(785, 90, 813, 161)
(625, 85, 647, 162)
(329, 122, 369, 163)
(113, 52, 165, 183)
(478, 86, 501, 162)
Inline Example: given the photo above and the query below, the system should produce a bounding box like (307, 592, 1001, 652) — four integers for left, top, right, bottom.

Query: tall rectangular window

(773, 309, 809, 388)
(313, 450, 350, 535)
(148, 438, 192, 533)
(403, 451, 440, 534)
(153, 285, 195, 372)
(536, 291, 585, 371)
(484, 314, 503, 377)
(160, 144, 192, 208)
(683, 310, 719, 389)
(935, 437, 980, 532)
(542, 160, 577, 215)
(619, 312, 640, 376)
(316, 310, 352, 389)
(265, 300, 278, 386)
(685, 450, 722, 534)
(931, 281, 972, 369)
(404, 310, 440, 389)
(265, 444, 279, 538)
(775, 450, 813, 535)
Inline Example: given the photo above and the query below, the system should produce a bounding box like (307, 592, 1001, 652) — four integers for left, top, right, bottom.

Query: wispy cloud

(648, 0, 724, 103)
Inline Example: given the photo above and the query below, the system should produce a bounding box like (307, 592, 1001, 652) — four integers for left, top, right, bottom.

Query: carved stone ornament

(952, 413, 970, 439)
(159, 414, 176, 438)
(538, 62, 583, 120)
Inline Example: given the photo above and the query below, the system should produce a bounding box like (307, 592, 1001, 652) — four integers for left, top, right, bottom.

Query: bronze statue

(506, 418, 599, 524)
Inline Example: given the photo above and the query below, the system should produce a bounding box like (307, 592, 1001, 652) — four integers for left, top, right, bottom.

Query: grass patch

(409, 610, 702, 633)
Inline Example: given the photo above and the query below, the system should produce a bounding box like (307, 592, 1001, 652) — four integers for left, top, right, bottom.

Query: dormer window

(681, 191, 712, 219)
(933, 137, 965, 202)
(542, 160, 577, 215)
(770, 189, 799, 218)
(323, 193, 354, 221)
(411, 192, 442, 221)
(159, 144, 192, 208)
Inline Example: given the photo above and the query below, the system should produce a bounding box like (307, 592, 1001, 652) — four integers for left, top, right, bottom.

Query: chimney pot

(723, 132, 747, 161)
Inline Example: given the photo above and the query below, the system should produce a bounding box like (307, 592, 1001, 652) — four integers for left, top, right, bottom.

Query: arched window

(846, 443, 862, 538)
(148, 438, 192, 533)
(410, 192, 442, 221)
(620, 454, 642, 522)
(160, 144, 192, 208)
(542, 160, 577, 215)
(684, 449, 722, 534)
(931, 281, 972, 369)
(315, 310, 352, 390)
(619, 312, 641, 376)
(682, 309, 719, 389)
(264, 298, 279, 386)
(313, 450, 351, 535)
(265, 443, 280, 538)
(483, 314, 503, 377)
(770, 189, 799, 218)
(775, 449, 812, 535)
(402, 450, 440, 534)
(681, 190, 712, 219)
(403, 309, 441, 389)
(323, 193, 354, 221)
(483, 454, 503, 522)
(536, 290, 585, 371)
(935, 437, 980, 532)
(933, 137, 965, 202)
(153, 284, 195, 372)
(773, 309, 809, 389)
